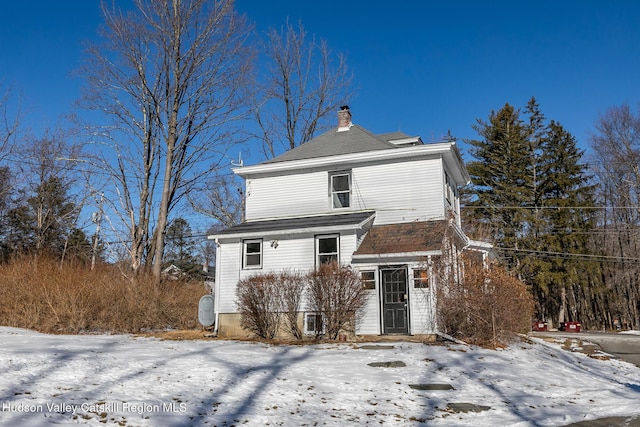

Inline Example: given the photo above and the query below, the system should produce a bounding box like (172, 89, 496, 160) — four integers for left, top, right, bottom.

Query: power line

(463, 205, 640, 210)
(497, 247, 640, 264)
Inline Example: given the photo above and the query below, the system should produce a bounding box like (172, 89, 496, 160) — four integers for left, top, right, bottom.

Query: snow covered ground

(0, 327, 639, 426)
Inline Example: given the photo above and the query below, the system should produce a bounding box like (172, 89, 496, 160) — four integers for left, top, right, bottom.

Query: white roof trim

(234, 142, 469, 184)
(387, 136, 422, 146)
(209, 214, 375, 242)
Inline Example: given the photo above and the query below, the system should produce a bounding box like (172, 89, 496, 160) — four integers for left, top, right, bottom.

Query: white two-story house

(209, 106, 488, 338)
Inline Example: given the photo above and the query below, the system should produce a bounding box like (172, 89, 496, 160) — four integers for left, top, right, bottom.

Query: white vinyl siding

(216, 232, 359, 313)
(244, 172, 328, 220)
(243, 157, 446, 224)
(351, 158, 444, 224)
(408, 263, 437, 334)
(215, 241, 241, 313)
(354, 265, 381, 335)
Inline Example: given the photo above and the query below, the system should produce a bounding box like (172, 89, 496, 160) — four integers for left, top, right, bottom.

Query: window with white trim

(330, 171, 351, 209)
(316, 235, 339, 265)
(361, 271, 375, 290)
(445, 172, 453, 207)
(243, 239, 262, 269)
(413, 268, 429, 288)
(304, 313, 324, 336)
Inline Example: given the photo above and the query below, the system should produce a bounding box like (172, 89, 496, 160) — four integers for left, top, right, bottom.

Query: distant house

(161, 264, 185, 281)
(208, 106, 491, 338)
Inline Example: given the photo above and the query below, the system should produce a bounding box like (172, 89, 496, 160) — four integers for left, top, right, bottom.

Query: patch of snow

(0, 328, 638, 426)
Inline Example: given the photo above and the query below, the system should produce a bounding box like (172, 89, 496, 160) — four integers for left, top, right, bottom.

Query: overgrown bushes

(236, 263, 367, 340)
(0, 256, 205, 333)
(436, 259, 534, 347)
(236, 272, 302, 339)
(307, 263, 368, 340)
(237, 259, 533, 346)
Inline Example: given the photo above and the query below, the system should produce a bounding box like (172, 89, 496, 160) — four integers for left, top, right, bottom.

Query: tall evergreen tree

(466, 102, 530, 270)
(7, 176, 78, 257)
(525, 121, 597, 324)
(465, 98, 596, 327)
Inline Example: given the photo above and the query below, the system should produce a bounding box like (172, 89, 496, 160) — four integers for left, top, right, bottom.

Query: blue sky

(2, 0, 640, 162)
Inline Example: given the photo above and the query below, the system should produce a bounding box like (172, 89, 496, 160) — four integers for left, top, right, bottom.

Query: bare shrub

(278, 270, 305, 340)
(0, 255, 203, 333)
(307, 262, 368, 340)
(436, 258, 534, 347)
(236, 273, 282, 339)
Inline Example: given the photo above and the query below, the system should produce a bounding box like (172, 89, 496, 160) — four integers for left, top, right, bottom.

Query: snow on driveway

(0, 327, 639, 426)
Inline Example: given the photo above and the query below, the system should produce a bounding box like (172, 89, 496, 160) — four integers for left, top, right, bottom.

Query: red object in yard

(532, 321, 548, 332)
(562, 321, 581, 332)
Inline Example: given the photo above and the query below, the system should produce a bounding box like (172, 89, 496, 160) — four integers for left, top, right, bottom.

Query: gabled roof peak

(262, 124, 396, 164)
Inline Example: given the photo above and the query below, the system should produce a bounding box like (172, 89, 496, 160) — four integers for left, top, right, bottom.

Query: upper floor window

(243, 239, 262, 269)
(445, 172, 453, 206)
(330, 171, 351, 209)
(316, 234, 339, 265)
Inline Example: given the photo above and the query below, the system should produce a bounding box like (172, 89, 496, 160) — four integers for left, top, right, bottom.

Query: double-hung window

(330, 171, 351, 209)
(413, 268, 429, 288)
(316, 235, 339, 265)
(361, 271, 376, 290)
(243, 239, 262, 269)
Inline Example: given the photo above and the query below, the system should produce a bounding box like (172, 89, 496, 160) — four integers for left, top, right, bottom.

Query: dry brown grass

(0, 256, 207, 334)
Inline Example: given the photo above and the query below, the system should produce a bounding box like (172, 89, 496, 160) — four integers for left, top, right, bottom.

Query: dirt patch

(138, 329, 214, 340)
(538, 336, 612, 361)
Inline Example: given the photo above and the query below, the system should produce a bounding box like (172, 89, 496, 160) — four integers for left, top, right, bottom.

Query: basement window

(304, 313, 324, 336)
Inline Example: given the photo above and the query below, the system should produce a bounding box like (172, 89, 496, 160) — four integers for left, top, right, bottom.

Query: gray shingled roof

(376, 131, 412, 141)
(212, 211, 376, 237)
(263, 125, 398, 164)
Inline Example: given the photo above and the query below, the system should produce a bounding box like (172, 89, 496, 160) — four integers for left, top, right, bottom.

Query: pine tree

(164, 217, 199, 276)
(466, 102, 530, 270)
(466, 98, 596, 327)
(7, 175, 79, 258)
(525, 121, 597, 325)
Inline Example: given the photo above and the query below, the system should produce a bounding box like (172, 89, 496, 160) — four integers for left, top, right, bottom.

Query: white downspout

(213, 238, 221, 336)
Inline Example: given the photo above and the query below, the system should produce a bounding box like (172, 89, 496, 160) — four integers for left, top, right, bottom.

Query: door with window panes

(381, 267, 409, 334)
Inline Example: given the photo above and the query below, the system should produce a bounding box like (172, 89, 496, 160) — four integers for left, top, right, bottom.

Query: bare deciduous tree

(195, 20, 354, 229)
(254, 20, 354, 159)
(189, 169, 244, 229)
(0, 84, 23, 161)
(81, 0, 253, 283)
(589, 104, 640, 330)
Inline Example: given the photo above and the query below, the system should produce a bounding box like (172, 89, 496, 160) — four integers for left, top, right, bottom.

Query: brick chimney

(337, 105, 352, 132)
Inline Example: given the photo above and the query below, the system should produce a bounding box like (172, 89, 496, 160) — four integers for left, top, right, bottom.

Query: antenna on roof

(445, 129, 456, 142)
(231, 152, 243, 167)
